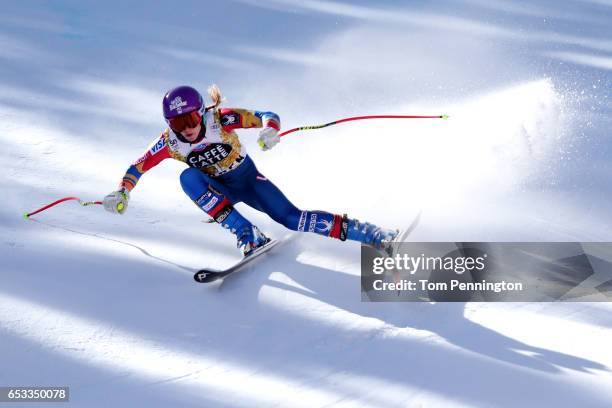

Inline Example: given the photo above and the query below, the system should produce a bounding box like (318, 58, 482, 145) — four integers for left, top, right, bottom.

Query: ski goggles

(168, 111, 202, 132)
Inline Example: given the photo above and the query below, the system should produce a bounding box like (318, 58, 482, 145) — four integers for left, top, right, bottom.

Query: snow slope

(1, 1, 612, 407)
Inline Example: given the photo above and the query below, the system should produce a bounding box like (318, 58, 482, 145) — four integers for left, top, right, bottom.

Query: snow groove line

(29, 218, 195, 273)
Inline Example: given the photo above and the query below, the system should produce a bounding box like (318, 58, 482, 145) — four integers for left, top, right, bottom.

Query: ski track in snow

(1, 1, 612, 407)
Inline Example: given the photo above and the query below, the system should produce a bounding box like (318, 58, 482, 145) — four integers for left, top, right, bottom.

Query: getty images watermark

(361, 242, 612, 302)
(371, 252, 523, 293)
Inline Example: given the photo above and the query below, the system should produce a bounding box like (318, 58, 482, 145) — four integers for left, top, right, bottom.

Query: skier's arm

(103, 132, 171, 214)
(119, 132, 172, 192)
(219, 108, 281, 132)
(219, 108, 281, 151)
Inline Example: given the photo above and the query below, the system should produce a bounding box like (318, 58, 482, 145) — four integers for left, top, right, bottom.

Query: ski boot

(347, 219, 399, 255)
(236, 225, 271, 257)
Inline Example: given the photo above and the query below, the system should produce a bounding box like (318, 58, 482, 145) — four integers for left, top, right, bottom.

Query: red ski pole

(278, 114, 448, 138)
(24, 196, 103, 219)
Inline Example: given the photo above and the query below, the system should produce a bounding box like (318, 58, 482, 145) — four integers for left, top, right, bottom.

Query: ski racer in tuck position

(103, 85, 398, 256)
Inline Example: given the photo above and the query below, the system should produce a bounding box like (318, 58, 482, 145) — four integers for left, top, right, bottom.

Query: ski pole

(24, 196, 103, 219)
(25, 197, 212, 222)
(278, 114, 449, 138)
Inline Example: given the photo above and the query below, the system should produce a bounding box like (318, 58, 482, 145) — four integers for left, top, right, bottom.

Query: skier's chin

(182, 131, 197, 141)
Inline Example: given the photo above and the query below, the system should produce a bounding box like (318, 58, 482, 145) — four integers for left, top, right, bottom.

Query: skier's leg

(245, 167, 397, 248)
(179, 167, 268, 255)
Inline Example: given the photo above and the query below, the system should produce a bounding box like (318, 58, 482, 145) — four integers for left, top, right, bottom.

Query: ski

(382, 210, 422, 257)
(194, 239, 280, 283)
(386, 211, 422, 292)
(396, 210, 421, 250)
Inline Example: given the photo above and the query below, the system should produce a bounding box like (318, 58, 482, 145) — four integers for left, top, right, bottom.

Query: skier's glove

(103, 188, 129, 214)
(257, 127, 280, 151)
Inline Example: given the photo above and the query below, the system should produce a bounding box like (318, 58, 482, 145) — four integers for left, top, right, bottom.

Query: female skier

(103, 85, 397, 256)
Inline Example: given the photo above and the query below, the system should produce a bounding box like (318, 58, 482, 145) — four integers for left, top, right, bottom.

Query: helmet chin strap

(174, 117, 206, 144)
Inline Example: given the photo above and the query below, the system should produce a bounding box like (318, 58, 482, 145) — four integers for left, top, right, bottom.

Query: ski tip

(440, 114, 449, 120)
(23, 212, 30, 220)
(194, 270, 219, 283)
